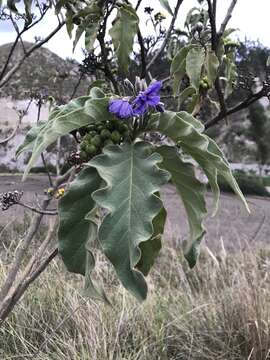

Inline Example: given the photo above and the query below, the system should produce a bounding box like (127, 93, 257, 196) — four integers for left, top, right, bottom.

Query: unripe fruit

(80, 142, 87, 151)
(100, 129, 111, 139)
(111, 130, 121, 143)
(91, 135, 102, 147)
(104, 139, 114, 147)
(80, 150, 88, 161)
(89, 131, 97, 137)
(119, 123, 129, 133)
(86, 144, 97, 155)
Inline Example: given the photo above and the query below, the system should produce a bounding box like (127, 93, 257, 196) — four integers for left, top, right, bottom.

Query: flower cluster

(108, 81, 164, 119)
(0, 190, 23, 211)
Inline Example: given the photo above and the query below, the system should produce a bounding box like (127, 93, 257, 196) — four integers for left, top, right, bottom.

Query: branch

(137, 29, 147, 78)
(205, 87, 269, 129)
(207, 0, 227, 117)
(219, 0, 238, 35)
(146, 0, 184, 71)
(0, 198, 51, 306)
(17, 201, 58, 215)
(0, 5, 50, 82)
(0, 21, 65, 88)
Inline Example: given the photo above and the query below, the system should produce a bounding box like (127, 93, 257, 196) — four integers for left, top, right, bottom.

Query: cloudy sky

(0, 0, 269, 61)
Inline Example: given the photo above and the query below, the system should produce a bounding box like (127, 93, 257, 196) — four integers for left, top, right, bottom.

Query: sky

(0, 0, 270, 61)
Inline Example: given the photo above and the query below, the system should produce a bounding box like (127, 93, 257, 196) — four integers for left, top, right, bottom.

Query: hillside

(0, 42, 89, 101)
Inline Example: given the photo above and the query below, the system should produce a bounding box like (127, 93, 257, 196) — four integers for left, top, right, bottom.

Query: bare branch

(17, 201, 58, 215)
(205, 86, 270, 129)
(0, 21, 65, 88)
(137, 29, 147, 79)
(146, 0, 184, 71)
(0, 6, 50, 82)
(219, 0, 238, 35)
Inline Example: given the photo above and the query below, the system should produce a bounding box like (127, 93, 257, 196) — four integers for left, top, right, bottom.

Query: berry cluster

(80, 120, 129, 161)
(0, 190, 23, 211)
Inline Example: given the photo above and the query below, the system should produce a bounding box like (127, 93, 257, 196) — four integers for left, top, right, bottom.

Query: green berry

(100, 129, 111, 140)
(111, 130, 121, 144)
(80, 150, 88, 161)
(119, 122, 129, 133)
(86, 144, 97, 155)
(104, 139, 114, 147)
(80, 142, 87, 151)
(91, 135, 102, 147)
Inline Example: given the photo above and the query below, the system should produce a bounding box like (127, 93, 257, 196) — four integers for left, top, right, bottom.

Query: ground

(0, 174, 269, 252)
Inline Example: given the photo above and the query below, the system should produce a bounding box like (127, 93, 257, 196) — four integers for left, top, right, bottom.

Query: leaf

(170, 46, 190, 95)
(178, 86, 196, 108)
(159, 0, 173, 16)
(7, 0, 19, 12)
(58, 166, 101, 275)
(156, 146, 207, 268)
(109, 4, 139, 74)
(24, 0, 33, 24)
(267, 56, 270, 67)
(136, 204, 167, 276)
(205, 48, 219, 86)
(186, 46, 205, 90)
(90, 142, 170, 301)
(16, 121, 46, 158)
(148, 111, 249, 214)
(23, 90, 111, 179)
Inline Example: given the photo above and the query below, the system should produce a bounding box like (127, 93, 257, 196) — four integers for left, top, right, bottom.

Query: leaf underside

(148, 111, 249, 215)
(156, 146, 207, 267)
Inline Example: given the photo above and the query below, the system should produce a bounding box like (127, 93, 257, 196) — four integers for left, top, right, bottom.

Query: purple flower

(108, 99, 133, 119)
(133, 81, 163, 115)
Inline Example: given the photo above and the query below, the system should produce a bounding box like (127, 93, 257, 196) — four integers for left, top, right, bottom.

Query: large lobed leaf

(90, 142, 170, 301)
(109, 3, 139, 74)
(58, 166, 101, 275)
(148, 111, 249, 215)
(156, 146, 207, 268)
(18, 88, 111, 179)
(58, 165, 108, 302)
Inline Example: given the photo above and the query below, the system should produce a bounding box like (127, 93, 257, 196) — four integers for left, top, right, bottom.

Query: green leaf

(186, 46, 205, 90)
(178, 86, 196, 108)
(148, 111, 249, 214)
(16, 121, 46, 158)
(23, 90, 111, 179)
(136, 204, 167, 276)
(170, 46, 190, 95)
(90, 142, 170, 301)
(109, 4, 139, 74)
(58, 166, 101, 275)
(7, 0, 19, 12)
(156, 146, 207, 268)
(267, 56, 270, 67)
(24, 0, 33, 24)
(205, 48, 219, 86)
(159, 0, 173, 16)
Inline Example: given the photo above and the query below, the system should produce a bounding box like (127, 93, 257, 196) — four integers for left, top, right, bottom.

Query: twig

(17, 201, 58, 216)
(0, 5, 50, 82)
(137, 29, 147, 79)
(205, 86, 269, 129)
(0, 99, 32, 145)
(135, 0, 143, 11)
(0, 21, 65, 88)
(219, 0, 238, 35)
(36, 100, 54, 187)
(207, 0, 227, 118)
(146, 0, 184, 71)
(0, 198, 50, 306)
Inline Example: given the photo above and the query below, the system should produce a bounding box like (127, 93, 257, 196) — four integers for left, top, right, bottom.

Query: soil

(0, 175, 269, 253)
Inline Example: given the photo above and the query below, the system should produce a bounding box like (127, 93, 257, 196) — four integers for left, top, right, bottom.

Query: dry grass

(1, 223, 270, 360)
